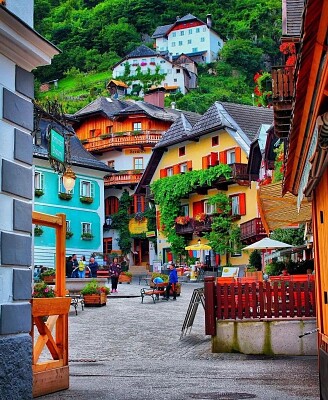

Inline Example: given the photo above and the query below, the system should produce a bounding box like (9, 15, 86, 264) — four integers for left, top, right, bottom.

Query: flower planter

(118, 274, 132, 284)
(83, 293, 107, 307)
(43, 275, 56, 284)
(58, 192, 72, 200)
(80, 196, 93, 204)
(31, 297, 71, 317)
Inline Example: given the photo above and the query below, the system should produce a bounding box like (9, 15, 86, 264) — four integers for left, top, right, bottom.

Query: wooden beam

(32, 211, 63, 228)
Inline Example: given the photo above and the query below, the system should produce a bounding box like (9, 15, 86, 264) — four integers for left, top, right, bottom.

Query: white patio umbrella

(243, 237, 292, 272)
(242, 237, 292, 251)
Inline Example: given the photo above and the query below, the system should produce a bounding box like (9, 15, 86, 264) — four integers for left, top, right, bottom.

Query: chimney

(144, 87, 165, 108)
(206, 14, 212, 28)
(169, 53, 173, 62)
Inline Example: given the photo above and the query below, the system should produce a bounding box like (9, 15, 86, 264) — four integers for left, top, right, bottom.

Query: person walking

(88, 256, 99, 278)
(71, 254, 79, 278)
(109, 257, 121, 293)
(78, 255, 86, 278)
(163, 263, 178, 301)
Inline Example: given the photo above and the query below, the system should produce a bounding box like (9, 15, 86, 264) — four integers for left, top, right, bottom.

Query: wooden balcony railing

(216, 163, 257, 184)
(175, 217, 213, 235)
(271, 66, 294, 101)
(104, 170, 143, 186)
(240, 217, 267, 242)
(205, 276, 315, 327)
(82, 130, 164, 152)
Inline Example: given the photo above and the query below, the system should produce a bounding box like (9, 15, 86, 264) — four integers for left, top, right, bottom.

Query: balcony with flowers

(105, 169, 144, 187)
(83, 130, 164, 152)
(175, 214, 213, 235)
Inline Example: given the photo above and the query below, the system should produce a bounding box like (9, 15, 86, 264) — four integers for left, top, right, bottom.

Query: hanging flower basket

(34, 226, 44, 237)
(66, 231, 73, 239)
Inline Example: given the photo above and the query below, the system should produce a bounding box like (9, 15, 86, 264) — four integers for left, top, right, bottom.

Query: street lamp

(62, 166, 76, 191)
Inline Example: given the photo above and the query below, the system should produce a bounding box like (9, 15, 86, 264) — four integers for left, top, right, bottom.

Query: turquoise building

(33, 120, 113, 267)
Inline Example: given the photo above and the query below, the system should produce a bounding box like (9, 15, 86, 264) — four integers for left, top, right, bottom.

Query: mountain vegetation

(34, 0, 282, 113)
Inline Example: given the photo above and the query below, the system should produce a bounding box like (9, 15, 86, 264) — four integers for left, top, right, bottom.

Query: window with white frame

(172, 42, 176, 47)
(150, 57, 155, 63)
(81, 222, 91, 234)
(172, 32, 176, 37)
(231, 195, 240, 215)
(188, 39, 192, 44)
(192, 47, 198, 52)
(201, 37, 205, 42)
(80, 180, 94, 198)
(133, 122, 142, 131)
(180, 163, 188, 173)
(134, 157, 143, 170)
(34, 172, 44, 190)
(66, 220, 71, 232)
(203, 27, 206, 32)
(58, 176, 74, 194)
(167, 167, 173, 177)
(188, 29, 192, 34)
(227, 149, 236, 164)
(178, 41, 183, 46)
(204, 200, 216, 215)
(196, 27, 200, 33)
(180, 204, 189, 216)
(180, 31, 184, 36)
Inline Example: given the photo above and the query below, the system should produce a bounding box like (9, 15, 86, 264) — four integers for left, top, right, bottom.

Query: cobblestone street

(40, 280, 320, 400)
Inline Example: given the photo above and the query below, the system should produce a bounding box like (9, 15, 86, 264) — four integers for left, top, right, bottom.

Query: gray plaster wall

(0, 40, 34, 400)
(0, 334, 33, 400)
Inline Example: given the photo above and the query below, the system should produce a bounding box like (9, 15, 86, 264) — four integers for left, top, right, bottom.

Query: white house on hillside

(152, 13, 224, 63)
(112, 45, 198, 95)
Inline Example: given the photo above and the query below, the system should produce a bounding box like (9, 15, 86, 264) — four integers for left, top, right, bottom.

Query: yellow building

(137, 101, 273, 269)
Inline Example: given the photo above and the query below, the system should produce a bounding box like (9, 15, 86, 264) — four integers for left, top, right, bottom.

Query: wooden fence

(204, 276, 316, 335)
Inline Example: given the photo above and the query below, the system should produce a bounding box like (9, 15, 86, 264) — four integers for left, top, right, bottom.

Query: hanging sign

(49, 127, 65, 163)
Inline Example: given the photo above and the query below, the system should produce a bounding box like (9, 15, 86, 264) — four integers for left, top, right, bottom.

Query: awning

(257, 182, 312, 234)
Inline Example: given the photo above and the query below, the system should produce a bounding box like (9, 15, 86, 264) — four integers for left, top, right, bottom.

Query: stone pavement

(40, 279, 320, 400)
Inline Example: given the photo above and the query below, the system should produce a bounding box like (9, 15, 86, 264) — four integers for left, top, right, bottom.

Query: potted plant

(80, 196, 93, 204)
(34, 225, 44, 237)
(58, 192, 73, 200)
(80, 279, 109, 306)
(119, 271, 132, 284)
(175, 216, 190, 225)
(41, 269, 56, 283)
(81, 232, 94, 241)
(35, 189, 44, 197)
(195, 213, 207, 222)
(31, 282, 71, 317)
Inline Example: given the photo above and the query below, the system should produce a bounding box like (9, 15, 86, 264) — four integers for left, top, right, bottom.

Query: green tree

(270, 227, 304, 246)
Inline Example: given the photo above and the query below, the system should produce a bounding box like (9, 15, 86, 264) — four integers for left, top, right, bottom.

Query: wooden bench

(140, 282, 167, 303)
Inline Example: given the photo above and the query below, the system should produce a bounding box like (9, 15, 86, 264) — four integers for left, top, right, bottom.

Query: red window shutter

(160, 169, 167, 178)
(156, 211, 161, 231)
(141, 196, 145, 212)
(193, 201, 204, 217)
(219, 151, 227, 164)
(202, 155, 209, 169)
(235, 147, 241, 163)
(133, 196, 138, 213)
(210, 152, 218, 166)
(187, 160, 192, 171)
(239, 193, 246, 215)
(173, 164, 180, 175)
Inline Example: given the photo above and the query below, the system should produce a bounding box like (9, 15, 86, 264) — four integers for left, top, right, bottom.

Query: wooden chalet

(279, 0, 328, 397)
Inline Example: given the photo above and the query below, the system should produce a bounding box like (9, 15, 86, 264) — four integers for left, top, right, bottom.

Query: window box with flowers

(80, 196, 93, 204)
(58, 192, 72, 200)
(132, 63, 139, 67)
(81, 232, 94, 241)
(35, 189, 44, 197)
(149, 62, 156, 66)
(140, 62, 147, 66)
(257, 175, 272, 186)
(194, 213, 207, 222)
(34, 226, 44, 237)
(31, 282, 71, 317)
(134, 212, 145, 222)
(80, 280, 109, 306)
(66, 231, 73, 239)
(175, 216, 191, 225)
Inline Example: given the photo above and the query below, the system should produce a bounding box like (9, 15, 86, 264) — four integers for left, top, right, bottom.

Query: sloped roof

(219, 102, 274, 142)
(152, 23, 173, 38)
(155, 112, 202, 148)
(126, 45, 157, 58)
(282, 0, 305, 38)
(115, 101, 179, 122)
(74, 97, 131, 118)
(107, 79, 128, 88)
(33, 120, 113, 173)
(177, 13, 199, 22)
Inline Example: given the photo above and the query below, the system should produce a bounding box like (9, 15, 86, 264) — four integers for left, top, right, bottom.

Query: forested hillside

(34, 0, 282, 113)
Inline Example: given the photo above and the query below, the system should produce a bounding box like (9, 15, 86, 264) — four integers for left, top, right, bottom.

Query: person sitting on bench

(163, 263, 178, 301)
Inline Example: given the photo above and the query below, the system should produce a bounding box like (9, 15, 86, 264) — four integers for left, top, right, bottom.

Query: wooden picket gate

(31, 211, 69, 398)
